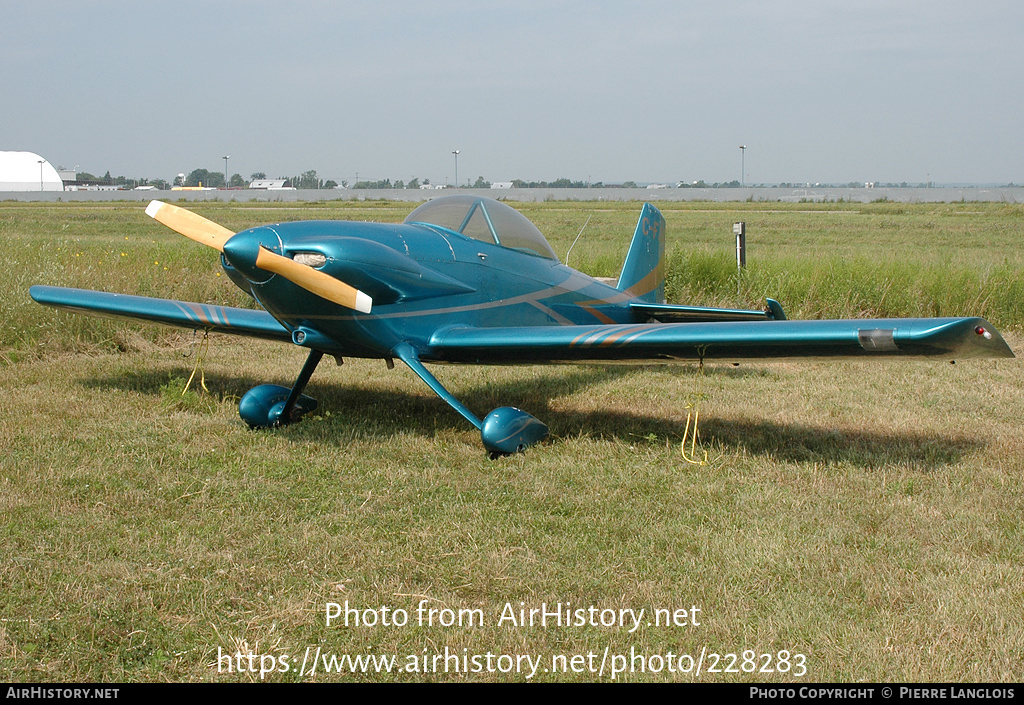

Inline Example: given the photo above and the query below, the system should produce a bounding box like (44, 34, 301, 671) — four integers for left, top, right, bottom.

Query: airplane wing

(29, 285, 292, 342)
(29, 286, 1015, 362)
(428, 317, 1014, 364)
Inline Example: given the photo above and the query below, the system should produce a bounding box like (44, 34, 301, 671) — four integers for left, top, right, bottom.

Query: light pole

(223, 156, 230, 188)
(739, 145, 746, 187)
(37, 160, 44, 191)
(452, 150, 460, 189)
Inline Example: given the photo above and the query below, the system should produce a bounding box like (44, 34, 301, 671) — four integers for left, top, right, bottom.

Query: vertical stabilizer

(617, 203, 666, 304)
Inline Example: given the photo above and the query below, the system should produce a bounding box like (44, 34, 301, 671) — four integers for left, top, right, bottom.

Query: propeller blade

(255, 246, 373, 313)
(147, 200, 372, 313)
(145, 200, 234, 252)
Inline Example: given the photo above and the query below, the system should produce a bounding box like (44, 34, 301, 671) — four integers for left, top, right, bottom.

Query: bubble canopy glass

(405, 196, 558, 260)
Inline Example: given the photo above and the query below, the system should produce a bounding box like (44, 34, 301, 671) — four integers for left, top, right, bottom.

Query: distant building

(0, 151, 64, 191)
(66, 183, 120, 191)
(490, 182, 514, 190)
(250, 179, 293, 190)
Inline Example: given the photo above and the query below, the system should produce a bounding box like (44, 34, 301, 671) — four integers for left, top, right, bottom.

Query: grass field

(1, 200, 1022, 681)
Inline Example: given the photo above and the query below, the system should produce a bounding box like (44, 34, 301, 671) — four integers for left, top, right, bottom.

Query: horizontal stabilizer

(30, 286, 292, 342)
(632, 298, 787, 323)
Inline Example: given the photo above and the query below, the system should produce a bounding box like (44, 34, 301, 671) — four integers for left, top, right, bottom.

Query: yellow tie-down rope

(183, 330, 210, 395)
(680, 349, 709, 465)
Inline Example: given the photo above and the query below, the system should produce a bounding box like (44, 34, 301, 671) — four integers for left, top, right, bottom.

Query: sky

(3, 0, 1023, 186)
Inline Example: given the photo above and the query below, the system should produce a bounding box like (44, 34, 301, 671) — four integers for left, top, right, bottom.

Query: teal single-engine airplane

(30, 196, 1014, 456)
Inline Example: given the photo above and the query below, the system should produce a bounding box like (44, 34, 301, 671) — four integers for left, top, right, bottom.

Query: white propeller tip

(145, 200, 164, 219)
(355, 291, 373, 314)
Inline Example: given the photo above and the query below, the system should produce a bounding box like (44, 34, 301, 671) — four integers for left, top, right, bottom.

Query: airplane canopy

(405, 195, 558, 260)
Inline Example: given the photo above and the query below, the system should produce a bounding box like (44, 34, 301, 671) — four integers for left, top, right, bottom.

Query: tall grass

(664, 250, 1024, 324)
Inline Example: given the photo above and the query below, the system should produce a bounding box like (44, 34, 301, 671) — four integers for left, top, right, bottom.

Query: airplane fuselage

(222, 220, 637, 362)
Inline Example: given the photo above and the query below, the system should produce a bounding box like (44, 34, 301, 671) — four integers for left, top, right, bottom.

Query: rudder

(617, 203, 666, 304)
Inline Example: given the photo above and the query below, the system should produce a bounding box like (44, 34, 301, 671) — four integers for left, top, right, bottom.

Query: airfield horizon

(4, 185, 1024, 205)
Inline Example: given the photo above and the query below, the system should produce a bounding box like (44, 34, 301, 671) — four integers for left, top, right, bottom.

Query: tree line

(73, 168, 975, 191)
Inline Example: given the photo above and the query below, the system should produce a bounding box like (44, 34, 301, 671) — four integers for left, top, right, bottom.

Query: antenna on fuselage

(564, 215, 592, 267)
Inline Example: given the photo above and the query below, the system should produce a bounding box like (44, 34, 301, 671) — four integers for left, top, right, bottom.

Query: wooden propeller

(146, 200, 372, 313)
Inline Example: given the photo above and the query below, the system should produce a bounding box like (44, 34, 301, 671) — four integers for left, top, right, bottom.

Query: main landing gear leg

(392, 343, 548, 457)
(238, 349, 323, 428)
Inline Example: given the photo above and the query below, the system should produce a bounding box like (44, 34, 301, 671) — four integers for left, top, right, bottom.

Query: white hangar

(0, 151, 65, 191)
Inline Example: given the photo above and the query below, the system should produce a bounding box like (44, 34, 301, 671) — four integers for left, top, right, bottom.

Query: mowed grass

(1, 200, 1022, 682)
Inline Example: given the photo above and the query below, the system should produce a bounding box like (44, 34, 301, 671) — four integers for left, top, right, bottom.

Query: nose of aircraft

(145, 199, 372, 312)
(222, 228, 277, 283)
(222, 227, 373, 312)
